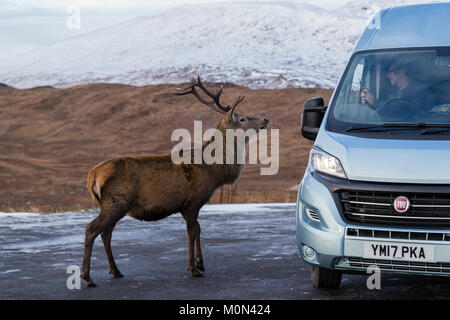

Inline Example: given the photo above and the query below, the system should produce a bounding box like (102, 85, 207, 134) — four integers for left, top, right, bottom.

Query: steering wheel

(380, 97, 417, 121)
(384, 97, 415, 107)
(367, 108, 382, 122)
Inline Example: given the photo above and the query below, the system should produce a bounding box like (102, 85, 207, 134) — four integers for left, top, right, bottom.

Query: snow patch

(1, 0, 437, 89)
(1, 269, 21, 274)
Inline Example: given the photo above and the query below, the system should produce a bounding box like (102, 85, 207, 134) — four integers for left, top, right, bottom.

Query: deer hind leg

(182, 210, 203, 277)
(81, 196, 129, 287)
(81, 215, 105, 287)
(101, 223, 123, 278)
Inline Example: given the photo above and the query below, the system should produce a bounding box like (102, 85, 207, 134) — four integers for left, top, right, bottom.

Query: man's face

(387, 65, 406, 87)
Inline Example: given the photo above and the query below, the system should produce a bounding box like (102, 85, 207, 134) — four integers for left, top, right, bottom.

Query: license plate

(364, 241, 435, 262)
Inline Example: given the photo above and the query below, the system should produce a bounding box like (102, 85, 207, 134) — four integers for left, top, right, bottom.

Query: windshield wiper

(420, 127, 450, 135)
(346, 123, 430, 132)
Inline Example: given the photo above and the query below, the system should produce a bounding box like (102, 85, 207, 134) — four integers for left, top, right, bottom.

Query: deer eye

(239, 117, 246, 122)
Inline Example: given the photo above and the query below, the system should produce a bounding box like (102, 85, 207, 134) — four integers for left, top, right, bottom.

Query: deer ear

(225, 105, 236, 123)
(230, 104, 238, 122)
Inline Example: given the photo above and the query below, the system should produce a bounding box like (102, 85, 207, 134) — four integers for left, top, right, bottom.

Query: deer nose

(264, 118, 269, 122)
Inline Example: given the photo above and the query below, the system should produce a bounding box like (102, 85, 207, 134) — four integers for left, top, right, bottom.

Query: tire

(311, 266, 342, 289)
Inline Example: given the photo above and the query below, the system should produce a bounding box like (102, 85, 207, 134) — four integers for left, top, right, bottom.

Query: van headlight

(308, 147, 347, 179)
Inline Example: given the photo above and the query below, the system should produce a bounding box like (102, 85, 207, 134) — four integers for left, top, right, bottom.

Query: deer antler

(175, 75, 244, 114)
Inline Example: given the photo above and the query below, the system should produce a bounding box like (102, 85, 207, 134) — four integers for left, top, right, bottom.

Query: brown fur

(81, 97, 269, 287)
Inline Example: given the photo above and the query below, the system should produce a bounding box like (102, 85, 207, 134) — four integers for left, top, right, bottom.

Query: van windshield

(328, 47, 450, 138)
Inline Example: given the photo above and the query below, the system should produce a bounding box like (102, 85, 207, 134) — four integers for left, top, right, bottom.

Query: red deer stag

(81, 76, 269, 287)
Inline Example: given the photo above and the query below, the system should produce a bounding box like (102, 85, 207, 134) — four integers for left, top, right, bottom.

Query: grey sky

(0, 0, 351, 63)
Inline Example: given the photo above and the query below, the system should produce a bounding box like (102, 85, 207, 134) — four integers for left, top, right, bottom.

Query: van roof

(354, 2, 450, 52)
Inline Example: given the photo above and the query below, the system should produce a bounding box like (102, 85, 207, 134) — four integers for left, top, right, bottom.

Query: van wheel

(311, 266, 342, 288)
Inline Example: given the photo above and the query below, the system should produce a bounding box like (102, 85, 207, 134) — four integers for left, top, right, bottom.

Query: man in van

(360, 61, 431, 121)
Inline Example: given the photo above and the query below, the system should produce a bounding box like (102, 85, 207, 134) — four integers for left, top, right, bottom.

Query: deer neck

(201, 127, 246, 187)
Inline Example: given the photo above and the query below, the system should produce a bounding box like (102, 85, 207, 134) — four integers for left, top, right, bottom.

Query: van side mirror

(301, 97, 327, 141)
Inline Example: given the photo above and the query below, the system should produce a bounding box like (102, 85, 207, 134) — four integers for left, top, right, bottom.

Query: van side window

(351, 62, 365, 102)
(333, 57, 375, 122)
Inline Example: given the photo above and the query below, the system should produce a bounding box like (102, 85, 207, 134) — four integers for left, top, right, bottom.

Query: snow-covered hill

(0, 0, 439, 89)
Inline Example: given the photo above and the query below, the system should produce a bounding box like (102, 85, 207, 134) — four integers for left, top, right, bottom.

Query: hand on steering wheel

(360, 88, 375, 107)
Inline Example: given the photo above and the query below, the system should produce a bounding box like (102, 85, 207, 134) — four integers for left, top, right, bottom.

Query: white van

(297, 3, 450, 288)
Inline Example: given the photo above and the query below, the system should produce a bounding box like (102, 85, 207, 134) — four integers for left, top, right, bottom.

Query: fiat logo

(393, 196, 410, 213)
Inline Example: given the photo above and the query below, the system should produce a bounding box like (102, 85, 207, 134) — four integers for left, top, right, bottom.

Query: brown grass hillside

(0, 82, 332, 212)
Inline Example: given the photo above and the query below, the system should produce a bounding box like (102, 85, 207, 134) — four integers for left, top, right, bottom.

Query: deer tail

(87, 170, 101, 204)
(87, 160, 116, 205)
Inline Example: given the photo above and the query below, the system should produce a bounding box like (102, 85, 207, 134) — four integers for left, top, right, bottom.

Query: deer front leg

(195, 221, 204, 272)
(183, 212, 203, 277)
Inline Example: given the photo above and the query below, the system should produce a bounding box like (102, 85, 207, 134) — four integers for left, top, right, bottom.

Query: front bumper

(296, 169, 450, 276)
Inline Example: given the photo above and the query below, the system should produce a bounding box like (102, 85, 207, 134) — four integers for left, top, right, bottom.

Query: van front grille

(338, 257, 450, 275)
(339, 191, 450, 227)
(346, 227, 450, 241)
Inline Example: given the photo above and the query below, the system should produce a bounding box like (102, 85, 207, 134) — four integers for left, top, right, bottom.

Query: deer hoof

(110, 270, 124, 278)
(81, 273, 97, 287)
(196, 262, 205, 272)
(192, 271, 204, 278)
